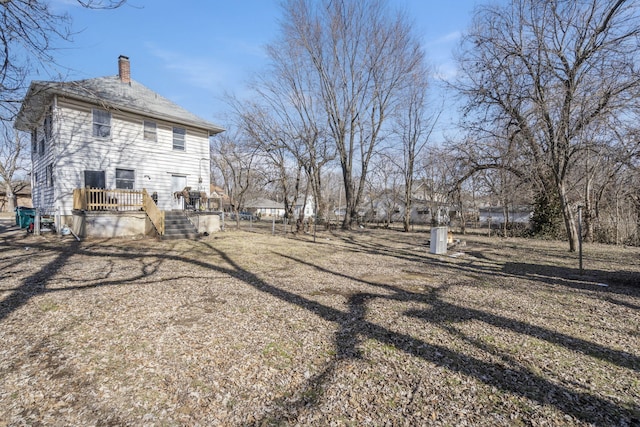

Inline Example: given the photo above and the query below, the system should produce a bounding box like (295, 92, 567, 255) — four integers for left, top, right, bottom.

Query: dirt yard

(1, 218, 639, 426)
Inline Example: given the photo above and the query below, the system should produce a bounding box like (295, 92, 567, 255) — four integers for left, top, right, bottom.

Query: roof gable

(16, 76, 224, 135)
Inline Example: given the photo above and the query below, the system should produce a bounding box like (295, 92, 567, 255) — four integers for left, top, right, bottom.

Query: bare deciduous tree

(210, 131, 261, 227)
(1, 0, 126, 212)
(233, 102, 305, 224)
(454, 0, 640, 251)
(279, 0, 425, 229)
(393, 68, 439, 232)
(0, 123, 29, 212)
(232, 26, 337, 230)
(0, 0, 127, 120)
(416, 148, 455, 227)
(366, 153, 403, 227)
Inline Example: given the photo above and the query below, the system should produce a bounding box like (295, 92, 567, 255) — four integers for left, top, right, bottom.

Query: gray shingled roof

(15, 76, 225, 135)
(245, 198, 285, 209)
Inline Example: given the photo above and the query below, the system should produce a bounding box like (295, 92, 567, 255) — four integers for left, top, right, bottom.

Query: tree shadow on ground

(503, 261, 640, 288)
(0, 228, 638, 425)
(324, 228, 640, 300)
(224, 249, 639, 425)
(500, 261, 640, 314)
(0, 238, 81, 322)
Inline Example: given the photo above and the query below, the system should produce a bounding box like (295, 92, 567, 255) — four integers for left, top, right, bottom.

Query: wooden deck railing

(73, 188, 165, 235)
(73, 188, 143, 211)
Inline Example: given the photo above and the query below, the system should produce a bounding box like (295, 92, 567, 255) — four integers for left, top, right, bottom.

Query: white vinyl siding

(47, 98, 212, 214)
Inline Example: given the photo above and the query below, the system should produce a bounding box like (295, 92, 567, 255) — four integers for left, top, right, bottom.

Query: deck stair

(162, 211, 198, 240)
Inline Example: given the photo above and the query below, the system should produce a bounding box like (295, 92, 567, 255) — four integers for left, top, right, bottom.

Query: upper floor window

(46, 164, 54, 187)
(31, 129, 37, 153)
(44, 107, 53, 141)
(115, 168, 135, 189)
(144, 120, 157, 142)
(173, 127, 185, 151)
(93, 108, 111, 138)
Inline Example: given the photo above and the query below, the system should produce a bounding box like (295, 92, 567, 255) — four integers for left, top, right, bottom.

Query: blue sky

(44, 0, 482, 139)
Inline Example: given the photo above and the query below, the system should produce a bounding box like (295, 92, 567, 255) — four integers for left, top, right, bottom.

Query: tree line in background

(213, 0, 640, 251)
(1, 0, 639, 251)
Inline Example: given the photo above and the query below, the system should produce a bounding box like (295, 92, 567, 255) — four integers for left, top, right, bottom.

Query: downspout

(52, 94, 61, 233)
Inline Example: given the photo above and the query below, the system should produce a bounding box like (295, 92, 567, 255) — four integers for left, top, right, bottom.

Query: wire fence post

(578, 205, 583, 275)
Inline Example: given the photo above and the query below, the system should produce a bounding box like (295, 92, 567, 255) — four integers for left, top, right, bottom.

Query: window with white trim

(173, 127, 185, 151)
(93, 108, 111, 138)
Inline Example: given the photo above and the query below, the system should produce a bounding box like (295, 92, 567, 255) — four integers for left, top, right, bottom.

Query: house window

(144, 120, 157, 142)
(31, 129, 37, 153)
(39, 137, 45, 154)
(46, 164, 54, 187)
(84, 170, 105, 189)
(44, 107, 53, 141)
(93, 108, 111, 138)
(173, 127, 185, 151)
(115, 168, 135, 189)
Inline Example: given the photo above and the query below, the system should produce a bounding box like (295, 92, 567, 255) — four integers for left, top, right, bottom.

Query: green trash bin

(14, 206, 30, 225)
(17, 208, 36, 229)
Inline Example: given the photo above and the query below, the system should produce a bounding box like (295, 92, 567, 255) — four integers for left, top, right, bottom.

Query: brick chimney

(118, 55, 131, 84)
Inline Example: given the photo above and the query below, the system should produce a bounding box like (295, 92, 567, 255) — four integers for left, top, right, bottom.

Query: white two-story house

(15, 56, 224, 237)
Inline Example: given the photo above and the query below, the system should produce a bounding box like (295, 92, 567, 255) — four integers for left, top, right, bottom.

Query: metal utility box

(430, 226, 448, 255)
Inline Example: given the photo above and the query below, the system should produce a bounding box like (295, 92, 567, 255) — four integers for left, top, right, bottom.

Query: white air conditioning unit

(430, 226, 448, 255)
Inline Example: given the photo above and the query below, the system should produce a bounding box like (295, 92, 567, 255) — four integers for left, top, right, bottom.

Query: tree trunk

(403, 180, 412, 232)
(558, 184, 579, 252)
(5, 182, 16, 212)
(633, 195, 640, 246)
(341, 169, 355, 230)
(583, 176, 594, 243)
(502, 204, 508, 237)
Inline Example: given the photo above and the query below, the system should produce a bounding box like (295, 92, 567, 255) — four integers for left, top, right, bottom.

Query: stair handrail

(142, 189, 164, 236)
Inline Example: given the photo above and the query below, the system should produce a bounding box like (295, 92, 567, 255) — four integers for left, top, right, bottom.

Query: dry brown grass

(0, 219, 639, 426)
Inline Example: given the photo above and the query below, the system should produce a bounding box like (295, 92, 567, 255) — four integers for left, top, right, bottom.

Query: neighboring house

(0, 181, 32, 212)
(362, 193, 449, 225)
(293, 195, 315, 219)
(245, 198, 285, 218)
(14, 56, 224, 233)
(478, 206, 532, 225)
(411, 179, 448, 204)
(363, 197, 401, 224)
(408, 201, 451, 225)
(209, 184, 230, 211)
